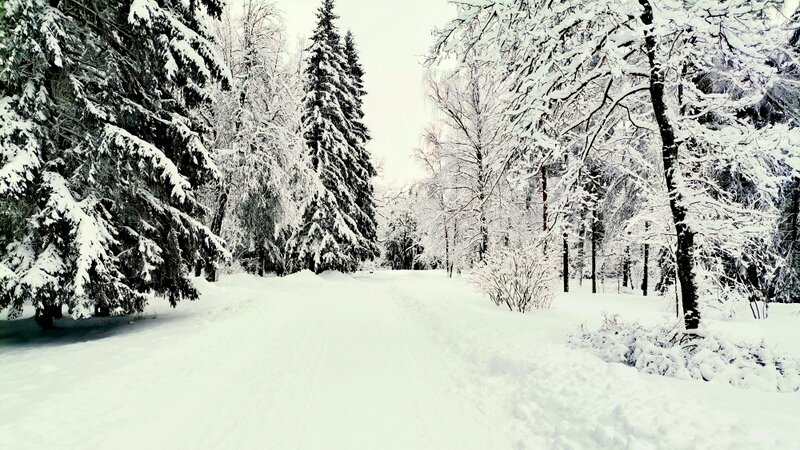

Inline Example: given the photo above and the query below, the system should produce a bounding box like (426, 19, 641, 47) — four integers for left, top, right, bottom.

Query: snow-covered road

(1, 271, 799, 449)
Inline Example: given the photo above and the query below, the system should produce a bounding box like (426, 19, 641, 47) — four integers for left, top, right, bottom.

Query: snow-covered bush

(569, 316, 800, 393)
(471, 242, 557, 312)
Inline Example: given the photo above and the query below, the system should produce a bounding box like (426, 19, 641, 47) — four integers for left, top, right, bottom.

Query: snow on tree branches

(428, 0, 800, 328)
(288, 0, 378, 273)
(0, 0, 229, 328)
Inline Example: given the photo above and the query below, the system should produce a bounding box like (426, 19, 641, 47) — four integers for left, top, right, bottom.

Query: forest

(1, 0, 799, 448)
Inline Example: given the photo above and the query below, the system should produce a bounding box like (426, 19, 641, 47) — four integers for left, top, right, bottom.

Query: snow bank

(569, 315, 800, 393)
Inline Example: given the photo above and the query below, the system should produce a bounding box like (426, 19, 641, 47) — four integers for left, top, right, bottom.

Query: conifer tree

(343, 31, 379, 262)
(288, 0, 374, 273)
(0, 0, 229, 328)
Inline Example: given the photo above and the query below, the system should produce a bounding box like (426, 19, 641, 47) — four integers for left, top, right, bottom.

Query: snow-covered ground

(1, 271, 798, 449)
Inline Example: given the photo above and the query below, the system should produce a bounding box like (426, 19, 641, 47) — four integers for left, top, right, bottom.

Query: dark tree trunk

(206, 187, 229, 282)
(788, 181, 800, 302)
(94, 305, 110, 317)
(591, 215, 597, 294)
(444, 223, 451, 277)
(642, 222, 650, 296)
(640, 0, 700, 330)
(541, 166, 548, 233)
(563, 233, 569, 292)
(622, 245, 630, 288)
(258, 244, 266, 277)
(576, 220, 585, 286)
(35, 309, 54, 330)
(34, 304, 62, 330)
(789, 181, 799, 245)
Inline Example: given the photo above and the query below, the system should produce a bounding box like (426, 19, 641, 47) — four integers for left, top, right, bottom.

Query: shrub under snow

(471, 242, 556, 312)
(569, 316, 800, 393)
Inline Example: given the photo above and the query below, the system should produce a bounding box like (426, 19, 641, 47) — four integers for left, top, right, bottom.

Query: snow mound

(569, 315, 800, 393)
(282, 269, 320, 283)
(317, 270, 354, 281)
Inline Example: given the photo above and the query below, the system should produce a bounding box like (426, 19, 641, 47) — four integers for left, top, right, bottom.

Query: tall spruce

(288, 0, 374, 273)
(0, 0, 229, 328)
(343, 31, 379, 262)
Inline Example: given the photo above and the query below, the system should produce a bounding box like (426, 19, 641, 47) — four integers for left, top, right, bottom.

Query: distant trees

(422, 0, 800, 326)
(413, 61, 523, 274)
(0, 0, 230, 328)
(383, 209, 425, 270)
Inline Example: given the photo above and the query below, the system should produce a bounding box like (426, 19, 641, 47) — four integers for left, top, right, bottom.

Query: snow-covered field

(1, 271, 799, 449)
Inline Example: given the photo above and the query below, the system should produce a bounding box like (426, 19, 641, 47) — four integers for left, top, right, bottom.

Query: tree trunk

(640, 0, 700, 330)
(450, 217, 459, 278)
(577, 220, 585, 286)
(788, 181, 800, 302)
(622, 245, 630, 288)
(591, 215, 597, 294)
(34, 304, 62, 330)
(206, 187, 229, 282)
(789, 180, 799, 245)
(444, 222, 451, 276)
(94, 304, 110, 317)
(642, 222, 650, 296)
(476, 148, 489, 263)
(541, 166, 548, 233)
(563, 233, 569, 292)
(478, 215, 488, 263)
(258, 243, 266, 277)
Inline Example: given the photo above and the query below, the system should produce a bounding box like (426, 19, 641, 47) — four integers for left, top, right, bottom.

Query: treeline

(0, 0, 377, 328)
(381, 0, 800, 329)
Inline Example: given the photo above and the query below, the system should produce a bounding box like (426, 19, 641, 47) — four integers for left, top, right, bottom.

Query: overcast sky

(231, 0, 456, 187)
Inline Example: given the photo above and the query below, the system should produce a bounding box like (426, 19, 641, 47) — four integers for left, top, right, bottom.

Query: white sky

(231, 0, 456, 188)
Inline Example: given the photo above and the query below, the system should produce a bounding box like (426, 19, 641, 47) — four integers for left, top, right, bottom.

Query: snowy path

(1, 271, 799, 449)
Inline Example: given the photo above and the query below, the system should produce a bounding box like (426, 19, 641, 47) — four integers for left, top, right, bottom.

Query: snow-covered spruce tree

(430, 0, 800, 330)
(0, 0, 229, 328)
(343, 31, 379, 263)
(287, 0, 375, 273)
(203, 0, 313, 278)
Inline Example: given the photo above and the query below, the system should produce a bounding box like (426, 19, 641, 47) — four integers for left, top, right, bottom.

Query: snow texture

(1, 271, 798, 449)
(569, 315, 800, 393)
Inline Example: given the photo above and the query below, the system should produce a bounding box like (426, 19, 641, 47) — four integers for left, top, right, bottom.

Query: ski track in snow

(1, 271, 799, 449)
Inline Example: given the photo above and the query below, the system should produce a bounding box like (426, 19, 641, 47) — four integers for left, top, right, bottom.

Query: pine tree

(343, 31, 379, 262)
(288, 0, 373, 273)
(0, 1, 229, 328)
